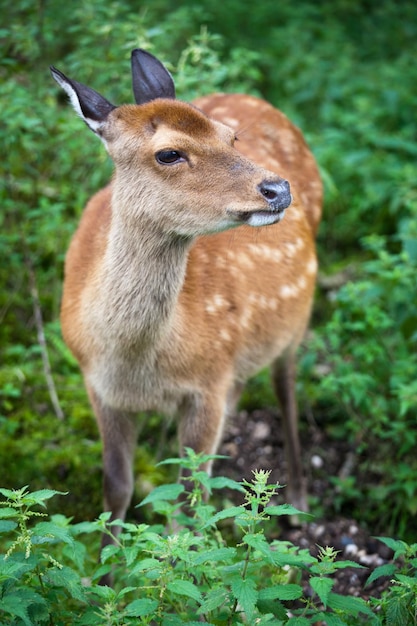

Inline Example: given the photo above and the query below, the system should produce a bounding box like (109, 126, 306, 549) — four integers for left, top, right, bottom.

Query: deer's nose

(258, 179, 292, 210)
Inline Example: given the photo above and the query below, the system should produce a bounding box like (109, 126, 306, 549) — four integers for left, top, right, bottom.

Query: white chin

(246, 209, 285, 227)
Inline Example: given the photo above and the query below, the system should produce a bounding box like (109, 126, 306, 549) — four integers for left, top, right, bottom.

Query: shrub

(0, 457, 393, 625)
(302, 199, 417, 536)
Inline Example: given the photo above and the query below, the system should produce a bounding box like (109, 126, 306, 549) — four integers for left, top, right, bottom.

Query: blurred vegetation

(1, 0, 416, 539)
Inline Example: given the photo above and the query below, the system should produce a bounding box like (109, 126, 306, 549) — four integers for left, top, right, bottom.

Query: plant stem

(26, 254, 64, 420)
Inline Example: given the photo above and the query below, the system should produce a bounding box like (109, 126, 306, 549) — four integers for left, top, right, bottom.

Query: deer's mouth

(230, 207, 287, 227)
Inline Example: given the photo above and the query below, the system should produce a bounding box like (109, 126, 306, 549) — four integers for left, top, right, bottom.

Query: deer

(51, 48, 322, 559)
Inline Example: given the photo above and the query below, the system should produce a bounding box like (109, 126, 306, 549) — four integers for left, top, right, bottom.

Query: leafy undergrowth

(1, 453, 416, 625)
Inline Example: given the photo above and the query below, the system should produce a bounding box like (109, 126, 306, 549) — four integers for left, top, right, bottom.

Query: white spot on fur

(222, 117, 239, 128)
(306, 256, 318, 275)
(205, 293, 229, 314)
(240, 307, 252, 329)
(280, 284, 299, 299)
(238, 253, 255, 269)
(199, 251, 209, 263)
(298, 275, 307, 290)
(211, 106, 229, 117)
(280, 274, 308, 299)
(219, 328, 232, 342)
(289, 206, 303, 221)
(285, 237, 304, 258)
(246, 98, 259, 107)
(247, 244, 283, 263)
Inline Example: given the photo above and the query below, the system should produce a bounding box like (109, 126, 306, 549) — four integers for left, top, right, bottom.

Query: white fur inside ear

(86, 118, 105, 135)
(53, 72, 84, 118)
(53, 71, 104, 136)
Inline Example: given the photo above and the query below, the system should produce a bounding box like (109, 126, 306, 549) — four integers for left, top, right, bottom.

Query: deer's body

(52, 51, 322, 553)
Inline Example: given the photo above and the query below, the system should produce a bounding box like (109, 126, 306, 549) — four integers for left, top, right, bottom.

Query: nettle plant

(2, 452, 410, 625)
(304, 197, 417, 535)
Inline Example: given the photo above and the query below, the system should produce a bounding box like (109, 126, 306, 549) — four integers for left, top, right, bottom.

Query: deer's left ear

(131, 49, 176, 104)
(50, 66, 116, 135)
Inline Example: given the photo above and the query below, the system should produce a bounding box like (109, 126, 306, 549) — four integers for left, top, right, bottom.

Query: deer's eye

(155, 150, 185, 165)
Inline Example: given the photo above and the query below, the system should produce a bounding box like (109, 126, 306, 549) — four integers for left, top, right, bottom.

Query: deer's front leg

(87, 386, 139, 542)
(177, 393, 228, 488)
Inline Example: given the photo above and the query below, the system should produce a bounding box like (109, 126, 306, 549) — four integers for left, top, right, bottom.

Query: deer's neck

(97, 208, 192, 349)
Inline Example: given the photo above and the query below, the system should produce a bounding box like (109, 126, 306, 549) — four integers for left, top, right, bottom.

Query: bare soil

(214, 407, 394, 600)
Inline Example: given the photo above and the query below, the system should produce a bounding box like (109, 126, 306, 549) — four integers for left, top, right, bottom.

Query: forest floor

(214, 408, 394, 601)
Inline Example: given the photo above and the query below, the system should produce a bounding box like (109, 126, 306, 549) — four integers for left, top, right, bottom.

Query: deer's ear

(131, 49, 176, 104)
(50, 66, 116, 135)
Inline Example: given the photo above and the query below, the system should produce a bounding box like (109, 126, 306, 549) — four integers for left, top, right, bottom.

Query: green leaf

(138, 483, 185, 506)
(366, 563, 396, 586)
(0, 487, 20, 499)
(0, 507, 17, 518)
(256, 598, 287, 619)
(192, 546, 237, 564)
(231, 577, 258, 620)
(130, 557, 163, 577)
(88, 584, 117, 601)
(63, 539, 87, 571)
(0, 589, 46, 626)
(203, 506, 244, 527)
(287, 617, 310, 625)
(310, 576, 334, 606)
(100, 543, 120, 563)
(161, 615, 184, 626)
(375, 536, 408, 558)
(32, 521, 75, 546)
(386, 594, 412, 625)
(312, 614, 346, 626)
(209, 476, 245, 492)
(266, 504, 309, 517)
(167, 578, 202, 602)
(331, 559, 364, 570)
(270, 549, 313, 568)
(44, 565, 87, 602)
(327, 592, 375, 617)
(124, 598, 159, 617)
(198, 587, 229, 613)
(0, 559, 30, 579)
(396, 573, 417, 586)
(0, 598, 31, 625)
(0, 520, 17, 532)
(258, 584, 302, 601)
(243, 533, 274, 561)
(183, 623, 216, 626)
(22, 489, 67, 507)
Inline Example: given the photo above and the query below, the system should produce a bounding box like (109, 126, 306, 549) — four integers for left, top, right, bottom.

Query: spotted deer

(51, 49, 322, 542)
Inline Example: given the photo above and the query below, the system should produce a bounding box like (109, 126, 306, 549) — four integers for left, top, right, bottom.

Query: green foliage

(302, 200, 417, 535)
(0, 463, 395, 624)
(368, 538, 417, 626)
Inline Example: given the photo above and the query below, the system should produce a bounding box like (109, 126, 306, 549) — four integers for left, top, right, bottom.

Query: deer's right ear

(131, 49, 176, 104)
(50, 67, 116, 136)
